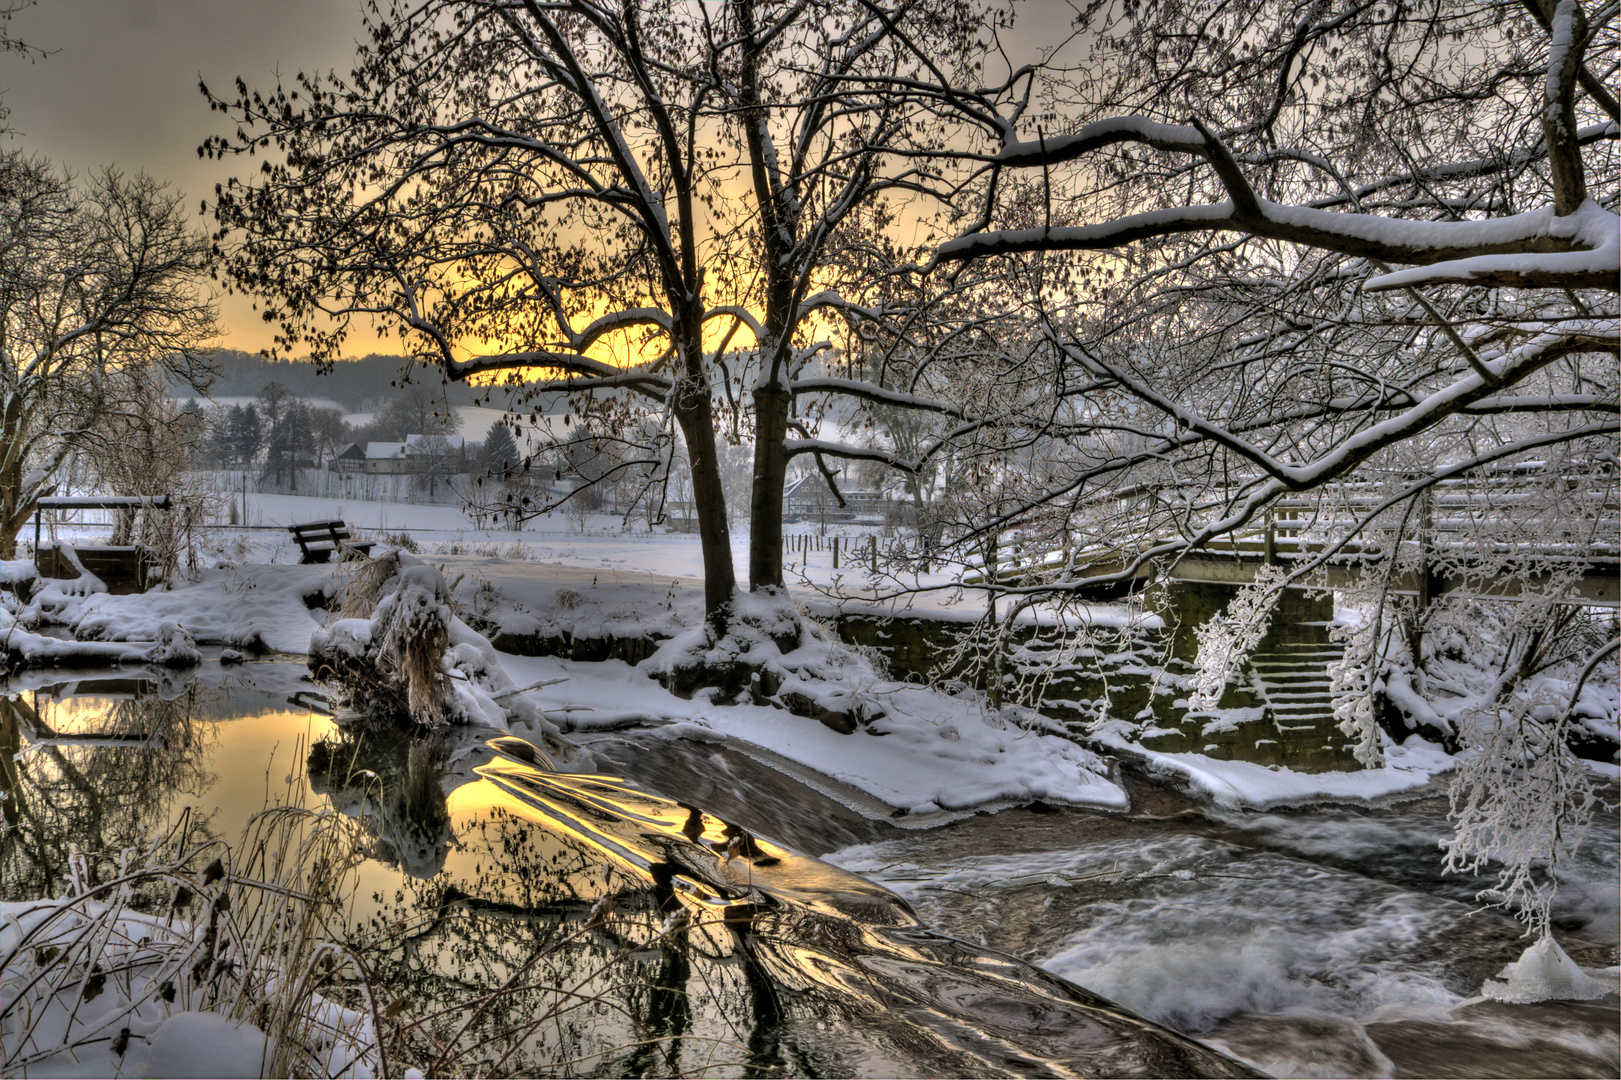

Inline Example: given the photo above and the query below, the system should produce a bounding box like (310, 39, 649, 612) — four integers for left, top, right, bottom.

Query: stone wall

(836, 583, 1361, 773)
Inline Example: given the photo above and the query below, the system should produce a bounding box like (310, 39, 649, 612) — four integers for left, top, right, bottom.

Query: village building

(782, 474, 894, 523)
(330, 435, 469, 475)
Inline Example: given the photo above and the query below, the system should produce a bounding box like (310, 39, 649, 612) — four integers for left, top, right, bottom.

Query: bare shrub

(380, 531, 420, 554)
(0, 805, 380, 1078)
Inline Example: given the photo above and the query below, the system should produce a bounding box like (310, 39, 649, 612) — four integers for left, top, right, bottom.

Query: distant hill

(189, 350, 535, 411)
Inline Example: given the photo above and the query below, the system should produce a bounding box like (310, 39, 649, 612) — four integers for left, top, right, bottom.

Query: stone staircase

(1244, 642, 1352, 771)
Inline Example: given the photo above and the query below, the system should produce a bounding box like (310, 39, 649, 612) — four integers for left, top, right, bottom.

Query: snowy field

(49, 487, 986, 618)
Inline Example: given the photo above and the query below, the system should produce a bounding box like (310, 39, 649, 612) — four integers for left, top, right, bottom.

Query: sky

(2, 0, 387, 355)
(1, 1, 1081, 360)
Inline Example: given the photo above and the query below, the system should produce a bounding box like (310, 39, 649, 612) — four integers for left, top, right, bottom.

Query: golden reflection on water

(1, 681, 335, 901)
(446, 746, 1257, 1078)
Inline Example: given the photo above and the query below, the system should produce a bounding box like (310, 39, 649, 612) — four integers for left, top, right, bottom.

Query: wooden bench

(288, 520, 375, 564)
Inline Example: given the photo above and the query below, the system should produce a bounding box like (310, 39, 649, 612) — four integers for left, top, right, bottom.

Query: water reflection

(308, 729, 455, 879)
(2, 668, 1258, 1077)
(0, 678, 219, 900)
(361, 744, 1259, 1078)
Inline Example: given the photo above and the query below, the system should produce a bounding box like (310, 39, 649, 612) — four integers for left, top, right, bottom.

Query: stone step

(1251, 651, 1342, 661)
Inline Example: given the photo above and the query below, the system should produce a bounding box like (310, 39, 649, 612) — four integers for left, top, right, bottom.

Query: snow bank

(655, 686, 1128, 816)
(140, 1011, 272, 1078)
(503, 589, 1127, 816)
(0, 626, 154, 669)
(0, 558, 39, 590)
(1093, 721, 1455, 809)
(24, 563, 331, 655)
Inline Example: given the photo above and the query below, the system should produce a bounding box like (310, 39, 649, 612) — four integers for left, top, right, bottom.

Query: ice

(1480, 936, 1610, 1003)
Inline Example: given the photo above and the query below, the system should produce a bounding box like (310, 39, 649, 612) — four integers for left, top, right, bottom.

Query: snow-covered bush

(1333, 581, 1617, 936)
(146, 620, 203, 668)
(1444, 686, 1608, 938)
(1329, 614, 1384, 768)
(1188, 566, 1287, 712)
(644, 586, 804, 699)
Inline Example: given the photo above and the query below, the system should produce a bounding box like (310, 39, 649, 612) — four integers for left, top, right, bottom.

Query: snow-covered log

(310, 556, 584, 767)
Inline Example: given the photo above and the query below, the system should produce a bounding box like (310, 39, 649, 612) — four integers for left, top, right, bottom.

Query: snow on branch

(1057, 318, 1613, 495)
(782, 438, 920, 472)
(938, 190, 1620, 293)
(992, 115, 1206, 166)
(1302, 123, 1617, 212)
(937, 4, 1616, 298)
(791, 376, 974, 419)
(1541, 0, 1589, 216)
(443, 349, 672, 400)
(573, 307, 674, 353)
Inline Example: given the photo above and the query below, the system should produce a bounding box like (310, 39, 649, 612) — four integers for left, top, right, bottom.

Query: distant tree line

(203, 382, 473, 489)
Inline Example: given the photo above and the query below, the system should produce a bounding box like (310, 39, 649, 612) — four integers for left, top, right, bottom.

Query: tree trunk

(671, 372, 737, 625)
(748, 385, 791, 591)
(0, 455, 28, 560)
(0, 506, 17, 559)
(0, 398, 25, 559)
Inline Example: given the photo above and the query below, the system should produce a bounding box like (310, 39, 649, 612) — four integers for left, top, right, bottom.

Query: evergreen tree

(220, 403, 262, 467)
(236, 404, 263, 465)
(484, 422, 519, 478)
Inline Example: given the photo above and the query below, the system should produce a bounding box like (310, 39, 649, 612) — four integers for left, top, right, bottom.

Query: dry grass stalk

(1, 802, 381, 1078)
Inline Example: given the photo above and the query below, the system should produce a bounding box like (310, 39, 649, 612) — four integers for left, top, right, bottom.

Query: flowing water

(2, 663, 1616, 1078)
(826, 789, 1620, 1078)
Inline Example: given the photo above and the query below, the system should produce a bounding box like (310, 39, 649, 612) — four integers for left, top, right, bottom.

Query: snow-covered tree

(0, 155, 217, 557)
(202, 0, 1014, 626)
(926, 1, 1615, 557)
(920, 0, 1618, 934)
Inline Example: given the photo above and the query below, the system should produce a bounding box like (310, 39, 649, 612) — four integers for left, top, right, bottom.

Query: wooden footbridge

(965, 479, 1620, 608)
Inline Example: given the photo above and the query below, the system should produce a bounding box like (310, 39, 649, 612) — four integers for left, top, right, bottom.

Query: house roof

(365, 442, 408, 459)
(783, 474, 816, 499)
(784, 474, 885, 502)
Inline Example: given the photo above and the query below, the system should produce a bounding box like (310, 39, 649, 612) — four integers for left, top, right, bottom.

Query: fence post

(833, 536, 839, 570)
